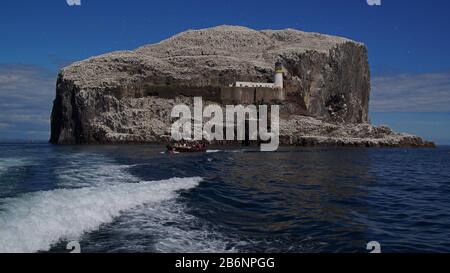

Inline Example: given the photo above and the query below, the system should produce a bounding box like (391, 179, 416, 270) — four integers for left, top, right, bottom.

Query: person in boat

(167, 140, 208, 153)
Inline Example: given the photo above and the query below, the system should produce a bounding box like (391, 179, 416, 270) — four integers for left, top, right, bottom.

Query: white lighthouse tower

(274, 62, 284, 90)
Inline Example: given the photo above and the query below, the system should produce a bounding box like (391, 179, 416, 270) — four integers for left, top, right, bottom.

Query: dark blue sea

(0, 144, 449, 253)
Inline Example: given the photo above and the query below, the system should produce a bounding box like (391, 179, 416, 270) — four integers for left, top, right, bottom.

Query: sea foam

(0, 157, 30, 175)
(0, 177, 202, 253)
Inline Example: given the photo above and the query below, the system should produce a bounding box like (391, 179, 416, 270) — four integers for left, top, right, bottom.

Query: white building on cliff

(230, 62, 284, 90)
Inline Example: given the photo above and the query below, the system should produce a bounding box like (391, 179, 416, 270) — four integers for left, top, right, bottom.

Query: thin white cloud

(0, 64, 56, 140)
(0, 123, 10, 129)
(371, 72, 450, 112)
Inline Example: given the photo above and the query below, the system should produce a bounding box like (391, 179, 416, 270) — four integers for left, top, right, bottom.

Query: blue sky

(1, 0, 450, 143)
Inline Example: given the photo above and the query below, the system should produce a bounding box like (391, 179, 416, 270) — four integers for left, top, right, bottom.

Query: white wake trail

(0, 177, 202, 253)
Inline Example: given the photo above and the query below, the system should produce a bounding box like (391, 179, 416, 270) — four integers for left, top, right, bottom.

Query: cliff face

(50, 25, 432, 147)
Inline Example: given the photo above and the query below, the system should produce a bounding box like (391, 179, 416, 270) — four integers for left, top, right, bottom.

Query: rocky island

(50, 25, 434, 147)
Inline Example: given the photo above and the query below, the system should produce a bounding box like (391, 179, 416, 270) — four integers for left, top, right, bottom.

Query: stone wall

(220, 87, 284, 104)
(137, 84, 285, 105)
(142, 84, 222, 101)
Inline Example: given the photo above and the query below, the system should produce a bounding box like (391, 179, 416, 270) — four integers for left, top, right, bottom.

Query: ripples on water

(0, 144, 449, 253)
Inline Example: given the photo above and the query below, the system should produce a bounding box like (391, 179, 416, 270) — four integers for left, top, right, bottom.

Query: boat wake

(0, 177, 202, 253)
(88, 197, 238, 253)
(0, 157, 30, 176)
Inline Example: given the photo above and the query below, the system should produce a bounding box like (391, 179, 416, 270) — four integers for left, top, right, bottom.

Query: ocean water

(0, 144, 449, 253)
